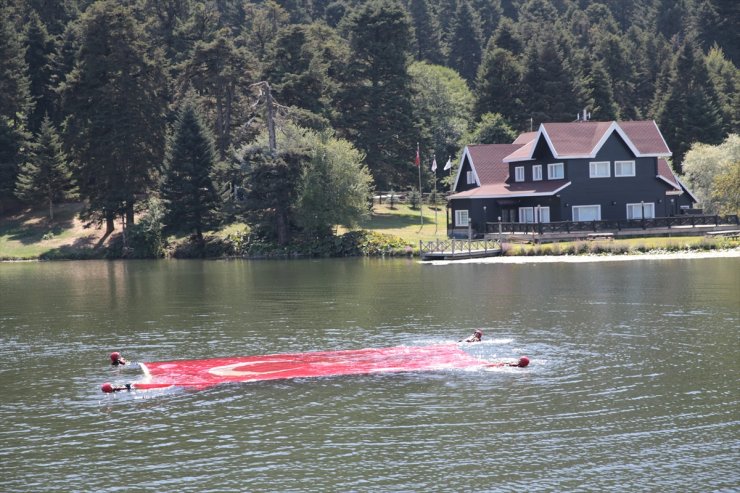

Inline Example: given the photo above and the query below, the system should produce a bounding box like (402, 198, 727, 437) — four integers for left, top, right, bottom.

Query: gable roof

(504, 120, 671, 162)
(450, 143, 572, 200)
(452, 144, 522, 191)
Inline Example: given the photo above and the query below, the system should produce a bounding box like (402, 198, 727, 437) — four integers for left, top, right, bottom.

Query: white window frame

(572, 204, 602, 222)
(548, 162, 564, 180)
(519, 207, 534, 223)
(466, 171, 475, 184)
(455, 209, 470, 227)
(615, 160, 636, 177)
(536, 206, 550, 223)
(532, 165, 543, 181)
(514, 166, 525, 182)
(589, 161, 611, 178)
(626, 202, 655, 219)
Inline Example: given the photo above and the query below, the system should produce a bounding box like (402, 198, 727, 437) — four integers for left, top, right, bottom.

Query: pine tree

(408, 0, 444, 64)
(0, 3, 31, 212)
(475, 38, 523, 122)
(15, 116, 75, 220)
(656, 38, 726, 172)
(61, 1, 167, 233)
(447, 0, 483, 84)
(584, 59, 620, 121)
(161, 102, 220, 240)
(336, 0, 417, 189)
(24, 11, 57, 134)
(520, 34, 582, 126)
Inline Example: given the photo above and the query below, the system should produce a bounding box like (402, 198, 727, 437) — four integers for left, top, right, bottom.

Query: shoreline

(426, 248, 740, 265)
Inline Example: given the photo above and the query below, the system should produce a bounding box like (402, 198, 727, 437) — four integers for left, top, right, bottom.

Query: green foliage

(125, 198, 165, 258)
(15, 116, 75, 219)
(656, 37, 726, 171)
(465, 113, 517, 145)
(336, 0, 416, 189)
(682, 134, 740, 214)
(295, 129, 373, 238)
(161, 101, 221, 239)
(61, 0, 167, 229)
(446, 0, 483, 83)
(475, 41, 522, 121)
(24, 11, 57, 134)
(408, 62, 473, 169)
(408, 0, 444, 64)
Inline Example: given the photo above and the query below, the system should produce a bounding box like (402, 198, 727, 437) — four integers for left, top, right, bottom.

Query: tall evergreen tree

(520, 34, 581, 127)
(475, 39, 523, 122)
(24, 11, 57, 134)
(0, 3, 32, 213)
(408, 0, 444, 64)
(15, 116, 75, 220)
(492, 16, 523, 55)
(336, 0, 416, 189)
(447, 0, 483, 84)
(161, 102, 220, 240)
(656, 38, 726, 172)
(180, 29, 250, 160)
(583, 59, 620, 121)
(61, 1, 167, 233)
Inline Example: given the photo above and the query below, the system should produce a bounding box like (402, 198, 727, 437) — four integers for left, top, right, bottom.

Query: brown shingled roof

(504, 120, 672, 162)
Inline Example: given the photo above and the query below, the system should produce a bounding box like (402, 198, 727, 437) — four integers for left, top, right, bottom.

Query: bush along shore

(3, 232, 738, 261)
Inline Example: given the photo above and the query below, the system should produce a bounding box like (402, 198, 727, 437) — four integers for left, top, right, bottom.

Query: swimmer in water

(460, 329, 483, 343)
(110, 352, 127, 366)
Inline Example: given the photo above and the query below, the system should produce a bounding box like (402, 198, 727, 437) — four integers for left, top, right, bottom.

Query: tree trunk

(105, 212, 115, 235)
(125, 201, 135, 228)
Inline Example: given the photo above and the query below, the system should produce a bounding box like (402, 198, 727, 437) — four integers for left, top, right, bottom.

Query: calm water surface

(0, 258, 738, 492)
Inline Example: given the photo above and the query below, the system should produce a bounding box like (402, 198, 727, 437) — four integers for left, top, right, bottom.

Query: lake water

(0, 258, 738, 492)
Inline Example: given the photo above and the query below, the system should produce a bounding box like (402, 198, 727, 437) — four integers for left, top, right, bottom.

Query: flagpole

(432, 154, 438, 235)
(417, 142, 423, 229)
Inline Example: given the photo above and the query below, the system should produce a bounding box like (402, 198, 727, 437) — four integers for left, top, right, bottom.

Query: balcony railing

(484, 214, 740, 235)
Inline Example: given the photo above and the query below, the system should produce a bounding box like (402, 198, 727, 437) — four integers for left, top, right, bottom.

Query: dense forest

(1, 0, 738, 248)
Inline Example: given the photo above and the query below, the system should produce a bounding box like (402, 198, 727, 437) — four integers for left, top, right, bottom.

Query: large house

(447, 120, 696, 236)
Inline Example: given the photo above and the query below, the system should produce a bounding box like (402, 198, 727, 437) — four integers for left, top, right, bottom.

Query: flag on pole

(443, 157, 452, 170)
(415, 144, 420, 167)
(431, 155, 437, 172)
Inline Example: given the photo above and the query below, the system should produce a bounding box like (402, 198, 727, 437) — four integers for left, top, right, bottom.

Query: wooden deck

(420, 239, 502, 261)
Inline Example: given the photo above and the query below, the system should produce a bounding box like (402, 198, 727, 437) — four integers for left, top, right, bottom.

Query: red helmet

(110, 352, 121, 362)
(518, 356, 530, 367)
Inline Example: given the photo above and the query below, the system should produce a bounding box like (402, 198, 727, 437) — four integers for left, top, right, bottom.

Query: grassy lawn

(0, 203, 107, 260)
(342, 203, 449, 243)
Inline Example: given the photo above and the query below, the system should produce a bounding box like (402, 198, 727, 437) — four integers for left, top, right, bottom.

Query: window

(536, 206, 550, 223)
(548, 163, 564, 180)
(615, 160, 636, 177)
(626, 202, 655, 219)
(466, 171, 475, 184)
(572, 205, 601, 222)
(455, 209, 470, 226)
(519, 207, 534, 223)
(532, 165, 542, 181)
(515, 166, 525, 182)
(589, 161, 610, 178)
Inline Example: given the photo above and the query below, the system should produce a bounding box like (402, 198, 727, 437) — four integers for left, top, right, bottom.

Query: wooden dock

(420, 239, 502, 261)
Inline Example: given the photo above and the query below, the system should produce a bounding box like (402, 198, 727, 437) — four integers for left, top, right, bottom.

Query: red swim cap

(110, 352, 121, 362)
(101, 382, 114, 393)
(518, 356, 530, 367)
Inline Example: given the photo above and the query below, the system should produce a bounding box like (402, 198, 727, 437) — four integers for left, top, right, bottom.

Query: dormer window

(548, 163, 564, 180)
(514, 166, 525, 182)
(532, 165, 542, 181)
